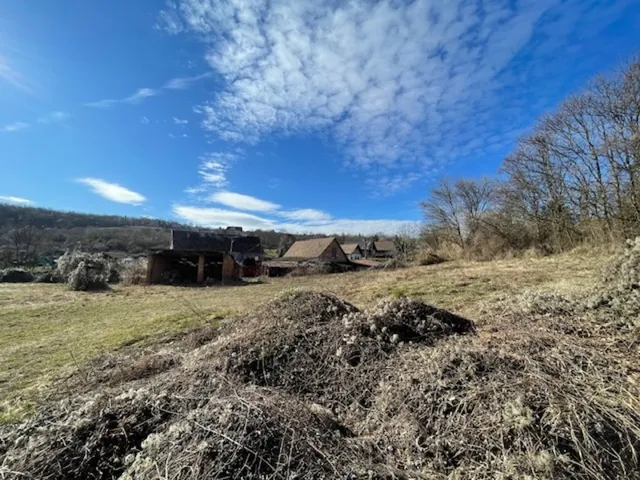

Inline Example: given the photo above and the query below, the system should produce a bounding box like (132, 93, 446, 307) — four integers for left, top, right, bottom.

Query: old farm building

(146, 229, 263, 284)
(341, 243, 364, 261)
(365, 240, 397, 258)
(263, 237, 350, 277)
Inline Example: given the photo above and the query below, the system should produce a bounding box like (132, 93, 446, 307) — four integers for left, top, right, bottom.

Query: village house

(341, 243, 364, 261)
(373, 240, 397, 258)
(282, 237, 348, 262)
(365, 240, 397, 258)
(263, 237, 349, 277)
(146, 229, 263, 284)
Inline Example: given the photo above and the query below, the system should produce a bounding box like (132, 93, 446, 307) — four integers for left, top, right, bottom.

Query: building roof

(374, 240, 396, 252)
(170, 229, 262, 254)
(351, 259, 382, 268)
(282, 237, 339, 259)
(341, 243, 362, 255)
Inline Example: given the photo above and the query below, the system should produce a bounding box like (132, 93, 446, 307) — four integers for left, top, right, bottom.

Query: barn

(146, 229, 263, 284)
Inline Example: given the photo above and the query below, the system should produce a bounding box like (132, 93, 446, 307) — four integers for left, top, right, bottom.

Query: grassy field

(0, 251, 605, 422)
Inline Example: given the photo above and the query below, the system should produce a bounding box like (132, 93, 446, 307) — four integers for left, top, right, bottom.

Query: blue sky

(1, 0, 639, 235)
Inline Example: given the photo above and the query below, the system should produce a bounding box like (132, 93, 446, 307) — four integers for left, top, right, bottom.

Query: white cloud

(156, 0, 184, 34)
(280, 208, 332, 222)
(76, 178, 146, 205)
(38, 111, 70, 124)
(85, 73, 209, 108)
(85, 88, 160, 108)
(126, 88, 159, 104)
(164, 0, 628, 192)
(2, 121, 30, 132)
(210, 191, 280, 212)
(173, 205, 275, 230)
(0, 56, 32, 93)
(141, 116, 150, 124)
(164, 72, 211, 90)
(0, 196, 33, 205)
(173, 117, 189, 125)
(172, 204, 415, 235)
(192, 152, 238, 189)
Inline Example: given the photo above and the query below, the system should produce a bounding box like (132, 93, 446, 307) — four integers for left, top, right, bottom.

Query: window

(331, 247, 337, 258)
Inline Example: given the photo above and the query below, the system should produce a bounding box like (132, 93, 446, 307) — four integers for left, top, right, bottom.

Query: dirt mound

(1, 388, 173, 479)
(120, 388, 363, 480)
(2, 288, 640, 479)
(364, 336, 640, 478)
(204, 292, 472, 413)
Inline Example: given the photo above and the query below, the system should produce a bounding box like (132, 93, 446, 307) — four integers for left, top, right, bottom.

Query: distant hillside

(0, 204, 369, 267)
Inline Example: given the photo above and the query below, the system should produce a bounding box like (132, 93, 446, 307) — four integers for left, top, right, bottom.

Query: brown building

(147, 229, 263, 284)
(365, 240, 396, 258)
(282, 237, 348, 263)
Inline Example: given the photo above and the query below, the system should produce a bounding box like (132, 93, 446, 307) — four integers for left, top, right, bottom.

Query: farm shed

(146, 229, 263, 284)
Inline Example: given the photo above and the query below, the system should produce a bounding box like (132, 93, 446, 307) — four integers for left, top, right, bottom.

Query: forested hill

(0, 204, 184, 230)
(0, 204, 368, 266)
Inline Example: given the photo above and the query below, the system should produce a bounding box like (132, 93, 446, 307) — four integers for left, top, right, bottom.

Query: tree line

(421, 57, 640, 259)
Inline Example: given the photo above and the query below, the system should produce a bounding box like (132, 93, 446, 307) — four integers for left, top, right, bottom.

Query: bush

(0, 268, 34, 283)
(56, 250, 112, 291)
(415, 250, 446, 266)
(120, 258, 147, 285)
(34, 271, 60, 283)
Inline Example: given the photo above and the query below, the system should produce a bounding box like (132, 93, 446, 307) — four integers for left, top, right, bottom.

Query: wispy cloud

(172, 204, 414, 235)
(2, 121, 30, 132)
(0, 196, 33, 205)
(173, 117, 189, 125)
(38, 111, 70, 125)
(156, 0, 185, 35)
(141, 116, 150, 124)
(85, 87, 160, 108)
(164, 73, 211, 90)
(76, 178, 146, 205)
(210, 191, 280, 212)
(0, 56, 32, 93)
(186, 152, 238, 191)
(164, 0, 628, 192)
(280, 209, 332, 222)
(85, 73, 209, 109)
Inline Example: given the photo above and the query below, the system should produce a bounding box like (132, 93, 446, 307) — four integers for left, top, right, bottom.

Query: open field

(0, 250, 605, 422)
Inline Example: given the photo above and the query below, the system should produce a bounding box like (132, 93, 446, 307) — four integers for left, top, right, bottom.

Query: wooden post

(146, 254, 155, 284)
(197, 254, 205, 283)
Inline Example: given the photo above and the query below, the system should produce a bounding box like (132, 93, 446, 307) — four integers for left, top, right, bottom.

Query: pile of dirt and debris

(2, 283, 640, 479)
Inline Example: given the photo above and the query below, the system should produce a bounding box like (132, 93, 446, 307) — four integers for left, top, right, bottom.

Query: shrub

(56, 250, 112, 291)
(0, 268, 34, 283)
(120, 258, 147, 285)
(415, 250, 446, 266)
(34, 271, 61, 283)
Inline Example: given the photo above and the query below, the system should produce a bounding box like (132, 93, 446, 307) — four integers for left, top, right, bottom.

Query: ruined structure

(146, 229, 263, 284)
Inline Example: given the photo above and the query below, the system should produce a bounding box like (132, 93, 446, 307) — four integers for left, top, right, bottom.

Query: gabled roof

(283, 237, 339, 259)
(341, 243, 363, 255)
(374, 240, 396, 252)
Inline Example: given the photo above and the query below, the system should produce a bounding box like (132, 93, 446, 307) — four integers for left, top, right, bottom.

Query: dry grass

(0, 250, 604, 422)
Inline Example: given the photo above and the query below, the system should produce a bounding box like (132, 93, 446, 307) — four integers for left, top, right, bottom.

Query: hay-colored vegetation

(0, 250, 602, 422)
(4, 246, 637, 479)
